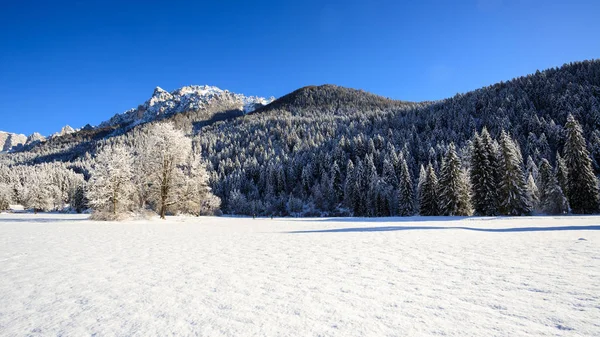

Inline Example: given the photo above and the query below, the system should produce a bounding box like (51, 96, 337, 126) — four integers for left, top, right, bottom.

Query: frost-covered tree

(563, 114, 600, 214)
(526, 156, 539, 182)
(382, 158, 398, 188)
(555, 152, 568, 195)
(439, 143, 471, 216)
(178, 154, 221, 216)
(344, 159, 355, 211)
(364, 154, 378, 216)
(142, 123, 194, 218)
(417, 164, 426, 202)
(25, 179, 54, 213)
(470, 128, 499, 215)
(538, 159, 568, 214)
(498, 131, 531, 215)
(330, 161, 343, 203)
(70, 184, 88, 213)
(419, 163, 439, 216)
(0, 182, 11, 210)
(527, 173, 539, 211)
(87, 145, 135, 217)
(397, 155, 415, 216)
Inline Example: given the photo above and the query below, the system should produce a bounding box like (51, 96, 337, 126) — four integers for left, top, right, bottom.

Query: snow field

(0, 214, 599, 336)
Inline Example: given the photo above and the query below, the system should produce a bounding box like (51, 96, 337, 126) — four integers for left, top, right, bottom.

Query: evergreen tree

(538, 159, 568, 214)
(330, 161, 343, 203)
(563, 114, 600, 214)
(70, 184, 88, 213)
(498, 131, 532, 215)
(364, 154, 378, 216)
(526, 156, 539, 182)
(419, 163, 439, 216)
(397, 155, 415, 216)
(382, 158, 398, 187)
(344, 159, 355, 210)
(417, 164, 426, 199)
(470, 128, 499, 215)
(353, 160, 365, 216)
(527, 173, 539, 211)
(438, 143, 471, 216)
(555, 152, 568, 195)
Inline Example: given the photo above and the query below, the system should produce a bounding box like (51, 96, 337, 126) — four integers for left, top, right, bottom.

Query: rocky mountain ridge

(99, 85, 275, 128)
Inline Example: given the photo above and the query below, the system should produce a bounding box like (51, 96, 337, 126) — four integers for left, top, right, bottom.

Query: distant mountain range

(0, 85, 274, 152)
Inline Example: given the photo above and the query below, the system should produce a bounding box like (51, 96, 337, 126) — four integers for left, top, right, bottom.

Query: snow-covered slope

(1, 214, 599, 336)
(0, 131, 27, 152)
(100, 85, 275, 128)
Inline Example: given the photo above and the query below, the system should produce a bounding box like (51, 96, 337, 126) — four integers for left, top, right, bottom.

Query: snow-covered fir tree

(416, 164, 426, 205)
(527, 173, 539, 211)
(555, 152, 569, 196)
(330, 161, 343, 203)
(438, 143, 471, 216)
(498, 131, 532, 216)
(344, 159, 355, 212)
(419, 163, 439, 216)
(70, 184, 88, 213)
(563, 114, 600, 214)
(470, 128, 499, 215)
(538, 159, 568, 214)
(397, 154, 415, 216)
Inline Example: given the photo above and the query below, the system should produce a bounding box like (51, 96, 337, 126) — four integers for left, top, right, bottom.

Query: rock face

(0, 132, 27, 152)
(50, 125, 76, 139)
(100, 85, 275, 128)
(26, 132, 46, 145)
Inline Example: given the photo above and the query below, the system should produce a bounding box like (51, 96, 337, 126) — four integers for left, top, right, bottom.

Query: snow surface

(0, 214, 599, 336)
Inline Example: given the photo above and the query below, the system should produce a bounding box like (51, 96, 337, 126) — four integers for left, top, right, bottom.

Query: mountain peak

(153, 86, 168, 96)
(49, 125, 77, 139)
(99, 85, 274, 128)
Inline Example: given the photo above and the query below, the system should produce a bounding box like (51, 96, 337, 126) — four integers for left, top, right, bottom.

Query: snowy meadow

(0, 214, 599, 336)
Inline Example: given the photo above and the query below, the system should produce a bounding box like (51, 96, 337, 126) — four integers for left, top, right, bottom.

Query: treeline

(0, 161, 85, 212)
(86, 123, 220, 220)
(194, 60, 600, 216)
(218, 115, 596, 217)
(0, 123, 221, 219)
(2, 60, 600, 218)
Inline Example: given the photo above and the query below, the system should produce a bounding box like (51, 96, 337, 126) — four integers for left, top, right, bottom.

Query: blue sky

(1, 0, 599, 136)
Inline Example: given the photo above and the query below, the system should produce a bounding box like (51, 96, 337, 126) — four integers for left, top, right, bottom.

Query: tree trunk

(113, 189, 117, 216)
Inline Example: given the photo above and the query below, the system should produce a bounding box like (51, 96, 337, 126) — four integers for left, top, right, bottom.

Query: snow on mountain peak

(0, 131, 27, 152)
(100, 85, 275, 128)
(49, 125, 77, 139)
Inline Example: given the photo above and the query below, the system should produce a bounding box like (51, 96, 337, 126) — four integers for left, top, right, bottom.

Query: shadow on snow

(0, 217, 88, 223)
(287, 225, 600, 234)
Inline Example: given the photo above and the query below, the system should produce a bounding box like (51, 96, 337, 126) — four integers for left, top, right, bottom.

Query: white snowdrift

(0, 214, 599, 336)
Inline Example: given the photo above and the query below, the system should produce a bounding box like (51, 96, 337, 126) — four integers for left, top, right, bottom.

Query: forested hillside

(2, 59, 600, 217)
(195, 60, 600, 215)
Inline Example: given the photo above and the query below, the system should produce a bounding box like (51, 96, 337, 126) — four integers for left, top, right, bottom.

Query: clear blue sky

(1, 0, 599, 136)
